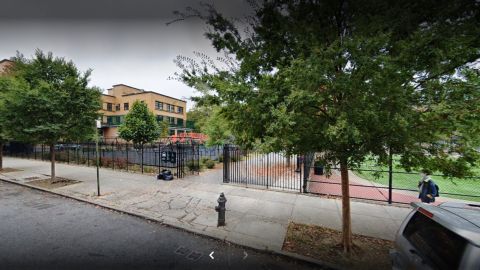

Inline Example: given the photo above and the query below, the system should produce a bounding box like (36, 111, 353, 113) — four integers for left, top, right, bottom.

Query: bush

(200, 157, 211, 165)
(187, 160, 200, 171)
(205, 159, 215, 169)
(218, 155, 223, 163)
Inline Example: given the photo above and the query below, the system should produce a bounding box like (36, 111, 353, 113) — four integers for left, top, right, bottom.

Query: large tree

(0, 77, 24, 170)
(174, 0, 480, 252)
(4, 50, 102, 181)
(118, 100, 161, 172)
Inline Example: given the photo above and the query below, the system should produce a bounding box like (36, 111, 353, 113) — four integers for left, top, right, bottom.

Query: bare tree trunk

(0, 142, 3, 170)
(50, 144, 56, 182)
(340, 160, 352, 252)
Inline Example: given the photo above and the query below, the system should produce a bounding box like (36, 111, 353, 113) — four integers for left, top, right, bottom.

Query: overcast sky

(0, 0, 252, 110)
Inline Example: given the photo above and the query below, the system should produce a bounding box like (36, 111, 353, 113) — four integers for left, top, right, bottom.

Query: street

(0, 181, 320, 270)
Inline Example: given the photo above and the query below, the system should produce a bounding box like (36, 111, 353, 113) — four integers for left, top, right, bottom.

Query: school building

(100, 84, 188, 138)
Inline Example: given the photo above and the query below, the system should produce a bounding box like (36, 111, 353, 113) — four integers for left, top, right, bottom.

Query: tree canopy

(174, 0, 480, 251)
(3, 50, 102, 180)
(118, 100, 161, 145)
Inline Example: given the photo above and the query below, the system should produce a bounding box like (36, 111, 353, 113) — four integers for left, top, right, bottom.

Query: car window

(403, 211, 467, 270)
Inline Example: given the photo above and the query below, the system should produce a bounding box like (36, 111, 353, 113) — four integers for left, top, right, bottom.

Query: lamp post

(96, 119, 101, 196)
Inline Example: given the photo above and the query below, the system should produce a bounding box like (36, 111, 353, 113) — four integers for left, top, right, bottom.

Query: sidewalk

(0, 157, 411, 254)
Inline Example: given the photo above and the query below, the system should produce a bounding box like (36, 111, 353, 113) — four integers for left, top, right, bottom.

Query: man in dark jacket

(418, 172, 438, 203)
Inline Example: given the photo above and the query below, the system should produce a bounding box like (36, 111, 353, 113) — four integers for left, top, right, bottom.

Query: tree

(173, 0, 480, 252)
(118, 100, 161, 172)
(0, 77, 24, 170)
(187, 105, 233, 145)
(3, 50, 102, 181)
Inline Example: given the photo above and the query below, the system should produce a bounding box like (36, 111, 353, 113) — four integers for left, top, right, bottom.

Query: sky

(0, 0, 252, 110)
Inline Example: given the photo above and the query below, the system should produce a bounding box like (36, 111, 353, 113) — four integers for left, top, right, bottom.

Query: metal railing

(4, 139, 201, 178)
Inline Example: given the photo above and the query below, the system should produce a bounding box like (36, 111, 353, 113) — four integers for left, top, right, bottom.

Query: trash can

(314, 163, 324, 175)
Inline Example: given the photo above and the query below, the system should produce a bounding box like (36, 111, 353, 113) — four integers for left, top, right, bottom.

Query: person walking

(418, 170, 438, 203)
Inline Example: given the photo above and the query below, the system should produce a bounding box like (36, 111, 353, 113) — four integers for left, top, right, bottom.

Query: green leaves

(175, 0, 480, 176)
(118, 101, 160, 145)
(3, 50, 102, 144)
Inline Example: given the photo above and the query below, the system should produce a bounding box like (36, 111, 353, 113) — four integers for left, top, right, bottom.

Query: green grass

(354, 158, 480, 202)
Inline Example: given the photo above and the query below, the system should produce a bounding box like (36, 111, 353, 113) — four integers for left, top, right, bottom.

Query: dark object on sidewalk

(157, 169, 174, 181)
(215, 193, 227, 227)
(314, 161, 324, 175)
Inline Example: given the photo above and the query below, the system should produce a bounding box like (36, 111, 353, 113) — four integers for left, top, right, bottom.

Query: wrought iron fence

(3, 138, 200, 178)
(305, 165, 480, 204)
(223, 145, 304, 192)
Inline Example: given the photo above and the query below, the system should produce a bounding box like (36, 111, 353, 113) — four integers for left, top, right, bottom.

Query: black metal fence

(223, 145, 305, 192)
(304, 165, 480, 204)
(4, 139, 200, 178)
(221, 144, 480, 204)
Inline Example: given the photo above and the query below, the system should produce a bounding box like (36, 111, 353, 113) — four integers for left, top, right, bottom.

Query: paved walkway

(0, 157, 411, 255)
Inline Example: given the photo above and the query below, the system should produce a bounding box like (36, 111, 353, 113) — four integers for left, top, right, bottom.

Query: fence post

(302, 153, 311, 193)
(87, 142, 90, 166)
(388, 147, 393, 204)
(112, 142, 115, 170)
(126, 143, 129, 172)
(223, 144, 230, 183)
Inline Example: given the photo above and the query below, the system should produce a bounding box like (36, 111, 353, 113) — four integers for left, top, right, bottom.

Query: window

(156, 115, 164, 122)
(155, 101, 163, 110)
(177, 106, 183, 114)
(124, 103, 129, 111)
(167, 104, 175, 112)
(177, 118, 184, 127)
(106, 116, 124, 126)
(115, 104, 120, 111)
(167, 116, 175, 125)
(403, 212, 467, 270)
(106, 103, 113, 111)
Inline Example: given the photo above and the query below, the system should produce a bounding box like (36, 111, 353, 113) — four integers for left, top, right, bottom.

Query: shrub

(205, 159, 215, 169)
(200, 157, 211, 164)
(186, 160, 200, 171)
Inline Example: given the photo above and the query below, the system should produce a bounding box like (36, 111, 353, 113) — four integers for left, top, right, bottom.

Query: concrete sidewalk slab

(0, 157, 412, 257)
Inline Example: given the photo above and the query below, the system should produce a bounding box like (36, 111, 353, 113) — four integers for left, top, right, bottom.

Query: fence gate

(223, 145, 304, 192)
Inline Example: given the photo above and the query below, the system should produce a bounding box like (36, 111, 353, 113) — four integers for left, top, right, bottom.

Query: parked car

(390, 201, 480, 270)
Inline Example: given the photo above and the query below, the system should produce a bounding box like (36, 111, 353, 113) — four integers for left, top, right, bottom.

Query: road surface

(0, 181, 320, 270)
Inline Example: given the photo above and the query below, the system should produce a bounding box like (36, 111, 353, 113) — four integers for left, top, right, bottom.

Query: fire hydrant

(215, 192, 227, 227)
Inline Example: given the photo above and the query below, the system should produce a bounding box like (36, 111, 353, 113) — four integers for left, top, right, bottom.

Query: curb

(0, 177, 339, 270)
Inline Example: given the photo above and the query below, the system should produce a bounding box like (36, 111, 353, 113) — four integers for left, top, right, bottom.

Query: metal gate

(223, 145, 304, 192)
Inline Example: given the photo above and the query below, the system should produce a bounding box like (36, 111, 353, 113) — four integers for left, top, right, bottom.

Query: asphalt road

(0, 181, 321, 270)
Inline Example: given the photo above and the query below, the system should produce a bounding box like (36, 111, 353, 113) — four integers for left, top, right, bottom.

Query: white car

(390, 201, 480, 270)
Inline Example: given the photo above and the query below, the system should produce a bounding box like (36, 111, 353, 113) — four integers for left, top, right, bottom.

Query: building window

(155, 101, 163, 110)
(106, 103, 113, 111)
(167, 104, 175, 112)
(167, 116, 175, 125)
(124, 103, 129, 111)
(156, 115, 164, 122)
(177, 118, 184, 127)
(177, 106, 183, 114)
(115, 104, 120, 111)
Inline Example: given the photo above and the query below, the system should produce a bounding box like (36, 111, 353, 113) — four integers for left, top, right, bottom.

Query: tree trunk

(50, 144, 56, 182)
(0, 142, 3, 170)
(340, 160, 352, 252)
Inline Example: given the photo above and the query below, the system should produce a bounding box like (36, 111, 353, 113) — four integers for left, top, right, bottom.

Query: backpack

(430, 181, 440, 197)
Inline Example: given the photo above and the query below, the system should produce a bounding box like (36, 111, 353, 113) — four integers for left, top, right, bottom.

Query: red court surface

(308, 170, 445, 205)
